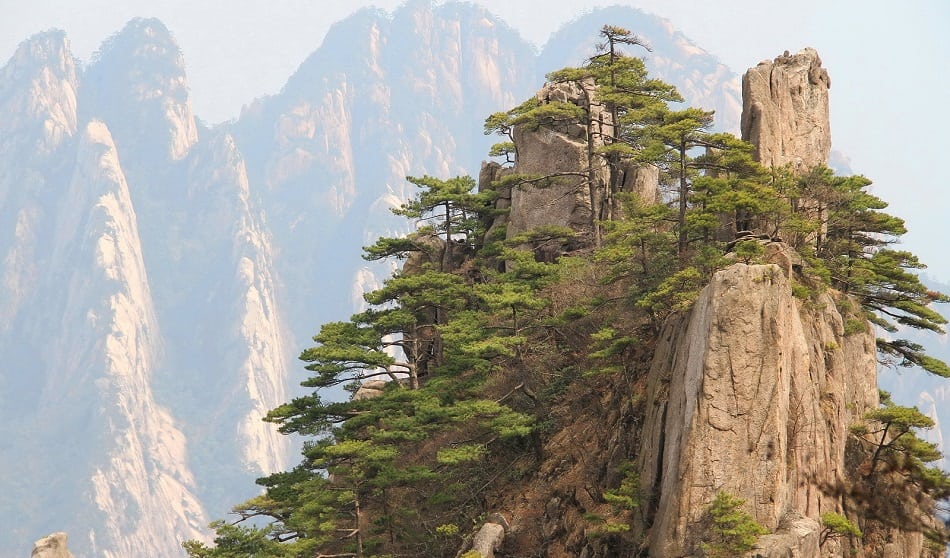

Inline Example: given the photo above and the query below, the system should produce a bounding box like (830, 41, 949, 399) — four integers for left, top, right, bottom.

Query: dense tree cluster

(187, 25, 948, 557)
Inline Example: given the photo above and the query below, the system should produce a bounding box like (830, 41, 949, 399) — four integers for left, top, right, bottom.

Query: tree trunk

(677, 142, 689, 257)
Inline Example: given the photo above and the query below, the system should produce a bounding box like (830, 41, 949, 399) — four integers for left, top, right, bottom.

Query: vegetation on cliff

(186, 26, 949, 557)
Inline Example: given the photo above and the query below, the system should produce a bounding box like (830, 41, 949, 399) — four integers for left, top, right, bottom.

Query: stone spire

(740, 48, 831, 170)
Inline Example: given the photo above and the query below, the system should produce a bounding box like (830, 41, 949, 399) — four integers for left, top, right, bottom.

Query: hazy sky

(3, 0, 949, 281)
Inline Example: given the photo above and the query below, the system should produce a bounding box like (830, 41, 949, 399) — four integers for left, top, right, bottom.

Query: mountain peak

(0, 29, 78, 158)
(83, 17, 197, 162)
(4, 29, 72, 74)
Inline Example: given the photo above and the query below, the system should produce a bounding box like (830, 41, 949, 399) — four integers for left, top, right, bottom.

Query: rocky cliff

(465, 46, 939, 557)
(637, 260, 881, 556)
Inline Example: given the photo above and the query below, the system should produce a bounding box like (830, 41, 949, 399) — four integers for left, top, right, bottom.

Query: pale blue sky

(3, 0, 949, 281)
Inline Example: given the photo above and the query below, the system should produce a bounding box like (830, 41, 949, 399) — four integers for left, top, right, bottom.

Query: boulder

(470, 521, 505, 558)
(31, 533, 74, 558)
(352, 379, 388, 401)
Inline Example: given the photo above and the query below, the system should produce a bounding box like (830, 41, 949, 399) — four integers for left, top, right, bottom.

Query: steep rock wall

(49, 120, 207, 557)
(636, 262, 922, 556)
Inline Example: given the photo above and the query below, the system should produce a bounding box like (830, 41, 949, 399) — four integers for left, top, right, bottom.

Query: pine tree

(798, 167, 950, 376)
(486, 26, 680, 247)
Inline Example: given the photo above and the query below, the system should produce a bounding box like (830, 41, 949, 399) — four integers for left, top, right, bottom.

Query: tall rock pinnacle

(740, 48, 831, 169)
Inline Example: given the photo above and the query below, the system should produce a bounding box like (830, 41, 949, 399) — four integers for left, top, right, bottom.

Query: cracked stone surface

(637, 263, 880, 556)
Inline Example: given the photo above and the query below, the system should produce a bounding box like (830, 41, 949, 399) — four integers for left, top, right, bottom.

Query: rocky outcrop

(741, 48, 830, 170)
(470, 522, 506, 558)
(484, 79, 659, 258)
(30, 533, 74, 558)
(635, 262, 918, 556)
(506, 80, 601, 248)
(353, 379, 388, 401)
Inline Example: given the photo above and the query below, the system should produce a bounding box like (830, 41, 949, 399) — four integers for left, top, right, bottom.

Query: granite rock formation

(483, 79, 659, 259)
(637, 262, 880, 555)
(741, 47, 831, 170)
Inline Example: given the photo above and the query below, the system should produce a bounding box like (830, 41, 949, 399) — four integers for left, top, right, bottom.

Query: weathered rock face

(51, 120, 208, 558)
(635, 262, 918, 556)
(0, 31, 77, 161)
(741, 48, 831, 170)
(30, 533, 74, 558)
(488, 79, 659, 257)
(506, 80, 603, 245)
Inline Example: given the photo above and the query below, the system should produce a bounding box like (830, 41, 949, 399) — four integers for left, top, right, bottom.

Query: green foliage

(851, 393, 950, 500)
(796, 166, 949, 377)
(603, 463, 641, 511)
(182, 522, 292, 558)
(732, 240, 764, 264)
(699, 492, 768, 558)
(844, 317, 866, 336)
(636, 266, 703, 327)
(791, 283, 813, 300)
(436, 523, 460, 536)
(188, 171, 546, 557)
(820, 511, 862, 539)
(589, 327, 637, 360)
(846, 394, 950, 546)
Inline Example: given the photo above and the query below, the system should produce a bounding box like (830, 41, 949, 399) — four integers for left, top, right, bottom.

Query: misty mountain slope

(46, 119, 206, 558)
(0, 22, 292, 557)
(79, 18, 293, 514)
(0, 31, 84, 549)
(161, 129, 292, 513)
(230, 1, 540, 343)
(0, 31, 76, 340)
(81, 18, 197, 166)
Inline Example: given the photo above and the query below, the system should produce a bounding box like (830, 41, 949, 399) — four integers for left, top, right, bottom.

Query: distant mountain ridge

(0, 3, 800, 556)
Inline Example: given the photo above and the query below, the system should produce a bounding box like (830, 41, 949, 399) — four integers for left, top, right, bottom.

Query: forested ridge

(186, 27, 950, 557)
